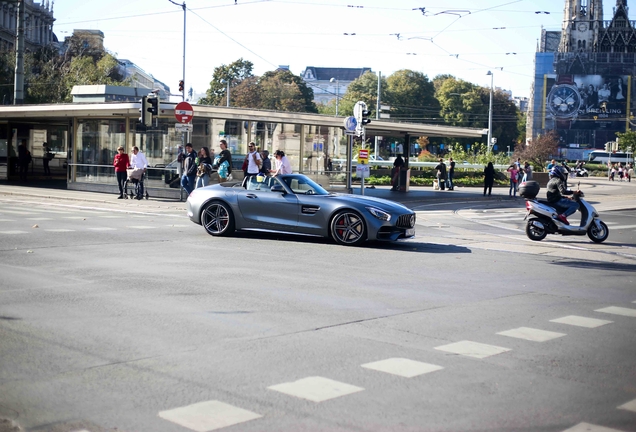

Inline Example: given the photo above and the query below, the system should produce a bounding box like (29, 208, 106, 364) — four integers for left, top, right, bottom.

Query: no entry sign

(174, 101, 194, 123)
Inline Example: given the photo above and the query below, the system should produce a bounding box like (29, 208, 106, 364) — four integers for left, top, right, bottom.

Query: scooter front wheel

(587, 221, 609, 243)
(526, 218, 547, 241)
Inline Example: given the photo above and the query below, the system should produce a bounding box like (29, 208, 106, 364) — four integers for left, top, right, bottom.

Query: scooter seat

(536, 199, 569, 214)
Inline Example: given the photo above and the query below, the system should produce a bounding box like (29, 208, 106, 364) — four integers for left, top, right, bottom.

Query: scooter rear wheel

(587, 221, 609, 243)
(526, 218, 547, 241)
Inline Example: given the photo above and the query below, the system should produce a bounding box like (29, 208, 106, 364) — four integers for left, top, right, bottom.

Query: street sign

(175, 101, 194, 123)
(175, 123, 193, 132)
(356, 164, 370, 179)
(344, 116, 357, 132)
(358, 149, 369, 165)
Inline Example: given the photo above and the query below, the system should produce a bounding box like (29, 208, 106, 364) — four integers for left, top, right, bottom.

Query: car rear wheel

(330, 210, 366, 246)
(201, 201, 234, 236)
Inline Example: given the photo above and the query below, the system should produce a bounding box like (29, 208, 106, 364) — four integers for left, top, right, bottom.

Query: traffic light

(361, 109, 372, 126)
(147, 96, 159, 115)
(178, 80, 184, 92)
(142, 96, 154, 127)
(139, 95, 148, 127)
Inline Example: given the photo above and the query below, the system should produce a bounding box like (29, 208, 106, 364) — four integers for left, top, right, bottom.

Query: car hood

(327, 193, 412, 213)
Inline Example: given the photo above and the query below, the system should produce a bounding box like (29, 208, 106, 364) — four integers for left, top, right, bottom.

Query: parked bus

(587, 150, 633, 164)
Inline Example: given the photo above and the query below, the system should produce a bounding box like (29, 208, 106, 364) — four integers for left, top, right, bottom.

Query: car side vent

(302, 206, 320, 214)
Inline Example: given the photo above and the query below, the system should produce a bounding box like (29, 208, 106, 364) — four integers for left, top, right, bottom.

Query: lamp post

(330, 77, 339, 116)
(169, 0, 186, 101)
(220, 79, 230, 107)
(486, 70, 494, 153)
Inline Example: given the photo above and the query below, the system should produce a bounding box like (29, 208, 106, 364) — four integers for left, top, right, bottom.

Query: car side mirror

(271, 184, 286, 193)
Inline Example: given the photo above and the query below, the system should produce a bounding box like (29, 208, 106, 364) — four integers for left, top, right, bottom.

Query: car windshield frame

(279, 174, 330, 196)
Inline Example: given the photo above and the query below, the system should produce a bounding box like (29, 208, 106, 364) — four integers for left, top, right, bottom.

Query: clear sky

(50, 0, 628, 102)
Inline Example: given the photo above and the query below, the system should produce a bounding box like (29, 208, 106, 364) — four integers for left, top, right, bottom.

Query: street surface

(0, 178, 635, 432)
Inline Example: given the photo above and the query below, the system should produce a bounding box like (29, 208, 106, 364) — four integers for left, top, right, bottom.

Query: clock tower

(558, 0, 603, 52)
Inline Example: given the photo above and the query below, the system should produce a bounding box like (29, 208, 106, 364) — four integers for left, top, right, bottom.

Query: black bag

(439, 179, 445, 190)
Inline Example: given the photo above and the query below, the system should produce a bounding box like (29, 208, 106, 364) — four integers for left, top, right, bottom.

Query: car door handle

(246, 193, 257, 199)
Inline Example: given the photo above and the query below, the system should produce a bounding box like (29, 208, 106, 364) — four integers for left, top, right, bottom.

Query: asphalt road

(0, 195, 635, 432)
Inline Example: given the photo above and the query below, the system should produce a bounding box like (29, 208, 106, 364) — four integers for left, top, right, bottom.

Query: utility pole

(169, 0, 186, 101)
(375, 71, 381, 160)
(14, 0, 25, 104)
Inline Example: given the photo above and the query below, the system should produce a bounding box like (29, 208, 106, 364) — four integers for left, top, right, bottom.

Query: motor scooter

(575, 167, 589, 177)
(521, 182, 609, 243)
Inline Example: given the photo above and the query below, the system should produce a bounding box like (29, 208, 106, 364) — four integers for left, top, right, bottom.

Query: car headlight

(366, 206, 391, 221)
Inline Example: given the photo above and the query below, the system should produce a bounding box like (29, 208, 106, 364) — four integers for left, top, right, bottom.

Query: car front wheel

(201, 201, 235, 236)
(330, 210, 366, 246)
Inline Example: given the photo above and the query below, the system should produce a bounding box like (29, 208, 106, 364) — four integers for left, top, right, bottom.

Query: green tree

(259, 69, 317, 113)
(61, 53, 124, 102)
(432, 74, 454, 92)
(615, 130, 636, 152)
(339, 71, 385, 117)
(386, 70, 439, 122)
(198, 58, 254, 106)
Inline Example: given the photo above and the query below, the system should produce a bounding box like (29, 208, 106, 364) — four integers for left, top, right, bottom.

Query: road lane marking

(0, 219, 15, 222)
(561, 422, 626, 432)
(618, 398, 636, 412)
(496, 327, 566, 342)
(63, 216, 88, 219)
(595, 306, 636, 317)
(268, 376, 364, 402)
(361, 358, 444, 378)
(26, 217, 54, 221)
(44, 229, 75, 233)
(158, 400, 262, 432)
(126, 226, 155, 229)
(0, 230, 28, 234)
(550, 316, 613, 328)
(434, 341, 511, 359)
(87, 227, 117, 231)
(608, 224, 636, 230)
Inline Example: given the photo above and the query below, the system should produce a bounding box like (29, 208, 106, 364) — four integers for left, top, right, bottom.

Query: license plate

(405, 228, 415, 237)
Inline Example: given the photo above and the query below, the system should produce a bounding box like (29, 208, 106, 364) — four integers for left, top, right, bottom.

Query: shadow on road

(231, 232, 471, 254)
(550, 259, 636, 272)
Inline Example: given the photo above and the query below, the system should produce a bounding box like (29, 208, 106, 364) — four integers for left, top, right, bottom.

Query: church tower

(559, 0, 604, 52)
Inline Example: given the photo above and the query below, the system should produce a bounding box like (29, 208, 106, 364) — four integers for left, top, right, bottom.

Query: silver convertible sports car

(186, 174, 416, 246)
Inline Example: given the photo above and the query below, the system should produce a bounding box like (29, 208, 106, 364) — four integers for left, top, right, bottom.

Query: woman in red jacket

(113, 146, 130, 199)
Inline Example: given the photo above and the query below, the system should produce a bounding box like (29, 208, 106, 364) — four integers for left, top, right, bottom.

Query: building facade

(527, 0, 636, 159)
(300, 67, 372, 105)
(0, 0, 56, 52)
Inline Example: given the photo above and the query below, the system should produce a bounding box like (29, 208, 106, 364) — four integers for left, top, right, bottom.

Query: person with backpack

(180, 143, 197, 194)
(195, 146, 213, 189)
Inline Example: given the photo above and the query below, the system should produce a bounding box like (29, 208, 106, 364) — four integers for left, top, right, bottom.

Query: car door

(237, 176, 299, 230)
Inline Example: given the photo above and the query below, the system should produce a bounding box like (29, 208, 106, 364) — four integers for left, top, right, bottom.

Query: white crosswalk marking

(618, 398, 636, 412)
(361, 358, 444, 378)
(608, 224, 636, 230)
(561, 422, 626, 432)
(158, 400, 262, 431)
(550, 316, 613, 328)
(497, 327, 566, 342)
(595, 306, 636, 318)
(268, 376, 364, 402)
(434, 341, 511, 359)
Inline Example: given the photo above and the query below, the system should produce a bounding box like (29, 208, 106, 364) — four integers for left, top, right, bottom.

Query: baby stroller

(125, 167, 149, 200)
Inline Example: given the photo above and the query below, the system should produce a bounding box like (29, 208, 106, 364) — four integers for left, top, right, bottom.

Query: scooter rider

(546, 166, 579, 225)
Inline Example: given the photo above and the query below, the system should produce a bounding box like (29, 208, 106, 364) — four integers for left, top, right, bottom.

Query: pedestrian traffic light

(605, 142, 611, 152)
(361, 109, 372, 126)
(178, 80, 184, 92)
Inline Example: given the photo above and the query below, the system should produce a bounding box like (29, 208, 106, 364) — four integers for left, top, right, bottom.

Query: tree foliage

(516, 131, 559, 171)
(0, 37, 127, 104)
(386, 70, 439, 121)
(615, 130, 636, 152)
(198, 58, 254, 106)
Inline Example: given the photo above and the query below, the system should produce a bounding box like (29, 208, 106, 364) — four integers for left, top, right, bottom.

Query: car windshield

(281, 174, 329, 195)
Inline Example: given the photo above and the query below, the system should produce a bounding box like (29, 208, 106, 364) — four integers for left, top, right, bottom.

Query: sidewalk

(0, 177, 634, 213)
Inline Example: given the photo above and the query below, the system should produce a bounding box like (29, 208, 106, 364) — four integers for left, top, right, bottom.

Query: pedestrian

(43, 142, 53, 176)
(483, 161, 495, 196)
(609, 164, 616, 181)
(113, 146, 130, 199)
(245, 142, 262, 178)
(507, 164, 519, 197)
(130, 146, 148, 199)
(216, 139, 232, 182)
(618, 164, 624, 181)
(434, 158, 447, 190)
(628, 163, 634, 182)
(447, 157, 456, 190)
(271, 150, 292, 175)
(523, 162, 533, 182)
(180, 143, 197, 194)
(195, 146, 213, 189)
(547, 159, 556, 170)
(260, 150, 271, 176)
(17, 139, 30, 181)
(391, 154, 405, 191)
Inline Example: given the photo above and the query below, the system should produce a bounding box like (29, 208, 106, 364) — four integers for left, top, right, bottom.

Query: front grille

(397, 213, 415, 228)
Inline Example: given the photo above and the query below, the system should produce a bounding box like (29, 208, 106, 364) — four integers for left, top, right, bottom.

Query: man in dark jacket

(217, 139, 232, 175)
(180, 143, 197, 194)
(546, 166, 578, 225)
(435, 158, 447, 190)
